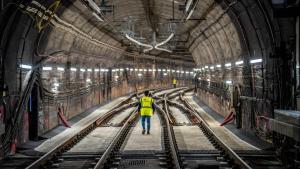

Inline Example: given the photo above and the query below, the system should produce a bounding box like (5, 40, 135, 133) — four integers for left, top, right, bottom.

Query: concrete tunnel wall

(0, 0, 298, 150)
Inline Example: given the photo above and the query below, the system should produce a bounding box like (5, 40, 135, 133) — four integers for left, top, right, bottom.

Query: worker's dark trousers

(173, 84, 176, 88)
(141, 116, 151, 131)
(235, 106, 242, 128)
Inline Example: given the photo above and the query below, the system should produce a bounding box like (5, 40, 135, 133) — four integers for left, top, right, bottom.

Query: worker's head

(144, 90, 150, 96)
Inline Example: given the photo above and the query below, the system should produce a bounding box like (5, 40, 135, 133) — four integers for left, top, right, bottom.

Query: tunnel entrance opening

(27, 84, 39, 141)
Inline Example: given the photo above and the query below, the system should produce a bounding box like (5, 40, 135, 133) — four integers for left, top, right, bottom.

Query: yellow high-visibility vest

(173, 79, 177, 85)
(140, 96, 154, 116)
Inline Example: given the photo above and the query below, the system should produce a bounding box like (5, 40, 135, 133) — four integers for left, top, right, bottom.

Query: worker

(138, 91, 155, 135)
(172, 78, 177, 88)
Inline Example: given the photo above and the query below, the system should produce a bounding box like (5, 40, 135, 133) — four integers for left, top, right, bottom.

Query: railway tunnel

(0, 0, 299, 168)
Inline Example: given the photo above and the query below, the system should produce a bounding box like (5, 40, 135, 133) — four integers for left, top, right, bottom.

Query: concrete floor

(107, 107, 136, 126)
(169, 106, 190, 124)
(123, 114, 162, 151)
(35, 95, 130, 152)
(174, 126, 215, 150)
(69, 127, 120, 153)
(184, 96, 259, 150)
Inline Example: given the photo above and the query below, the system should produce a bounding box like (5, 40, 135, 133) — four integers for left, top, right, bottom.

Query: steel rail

(179, 94, 252, 169)
(25, 93, 138, 169)
(156, 101, 181, 169)
(94, 108, 139, 169)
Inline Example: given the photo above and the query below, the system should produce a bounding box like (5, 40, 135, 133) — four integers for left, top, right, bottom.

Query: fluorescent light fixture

(138, 73, 142, 77)
(100, 69, 105, 72)
(71, 68, 77, 71)
(120, 68, 124, 71)
(80, 68, 86, 72)
(163, 73, 167, 76)
(167, 69, 171, 72)
(115, 75, 119, 78)
(176, 70, 180, 73)
(216, 64, 221, 68)
(112, 69, 116, 72)
(225, 63, 231, 67)
(210, 66, 214, 70)
(135, 68, 138, 71)
(57, 67, 64, 71)
(185, 71, 189, 74)
(94, 69, 100, 72)
(181, 71, 184, 73)
(226, 80, 232, 84)
(162, 69, 166, 72)
(143, 69, 147, 72)
(185, 0, 193, 12)
(53, 83, 59, 87)
(250, 58, 263, 64)
(130, 68, 133, 71)
(235, 60, 244, 65)
(139, 69, 143, 71)
(125, 34, 153, 51)
(158, 69, 162, 72)
(198, 77, 201, 80)
(149, 69, 152, 71)
(153, 69, 156, 72)
(20, 64, 32, 69)
(190, 72, 193, 74)
(126, 68, 129, 70)
(86, 78, 91, 82)
(155, 33, 174, 53)
(43, 67, 52, 71)
(207, 79, 211, 82)
(205, 66, 208, 69)
(186, 8, 194, 20)
(87, 0, 101, 13)
(92, 12, 103, 22)
(105, 69, 109, 72)
(172, 70, 175, 72)
(87, 69, 92, 72)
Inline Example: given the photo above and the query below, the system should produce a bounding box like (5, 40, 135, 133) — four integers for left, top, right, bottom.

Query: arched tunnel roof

(20, 0, 279, 68)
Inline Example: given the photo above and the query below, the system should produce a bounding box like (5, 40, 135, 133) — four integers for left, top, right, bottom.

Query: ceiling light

(87, 69, 92, 72)
(94, 69, 100, 72)
(87, 0, 101, 13)
(139, 69, 143, 71)
(162, 69, 166, 72)
(86, 78, 91, 82)
(43, 67, 52, 71)
(210, 66, 214, 70)
(143, 69, 147, 72)
(172, 70, 175, 72)
(100, 69, 105, 72)
(20, 64, 32, 69)
(205, 66, 208, 69)
(226, 80, 232, 84)
(120, 68, 124, 71)
(207, 79, 211, 82)
(92, 12, 103, 22)
(250, 58, 263, 64)
(181, 71, 184, 73)
(167, 69, 171, 72)
(53, 83, 59, 87)
(225, 63, 231, 67)
(158, 69, 162, 72)
(135, 68, 138, 71)
(216, 64, 221, 68)
(176, 70, 180, 73)
(130, 68, 133, 71)
(115, 75, 119, 78)
(198, 77, 201, 80)
(57, 67, 64, 71)
(235, 60, 244, 65)
(71, 68, 77, 71)
(80, 68, 86, 72)
(138, 73, 142, 77)
(163, 73, 167, 76)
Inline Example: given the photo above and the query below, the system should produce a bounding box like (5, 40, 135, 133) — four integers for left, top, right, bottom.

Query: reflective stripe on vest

(140, 96, 154, 116)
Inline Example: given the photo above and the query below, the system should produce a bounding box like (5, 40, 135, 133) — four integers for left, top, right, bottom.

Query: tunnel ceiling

(29, 0, 272, 67)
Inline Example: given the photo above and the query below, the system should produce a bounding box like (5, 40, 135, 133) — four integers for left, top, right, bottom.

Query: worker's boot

(147, 130, 150, 135)
(142, 129, 145, 135)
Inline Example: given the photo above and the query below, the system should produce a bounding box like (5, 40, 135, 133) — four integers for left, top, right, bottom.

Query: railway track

(0, 88, 284, 169)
